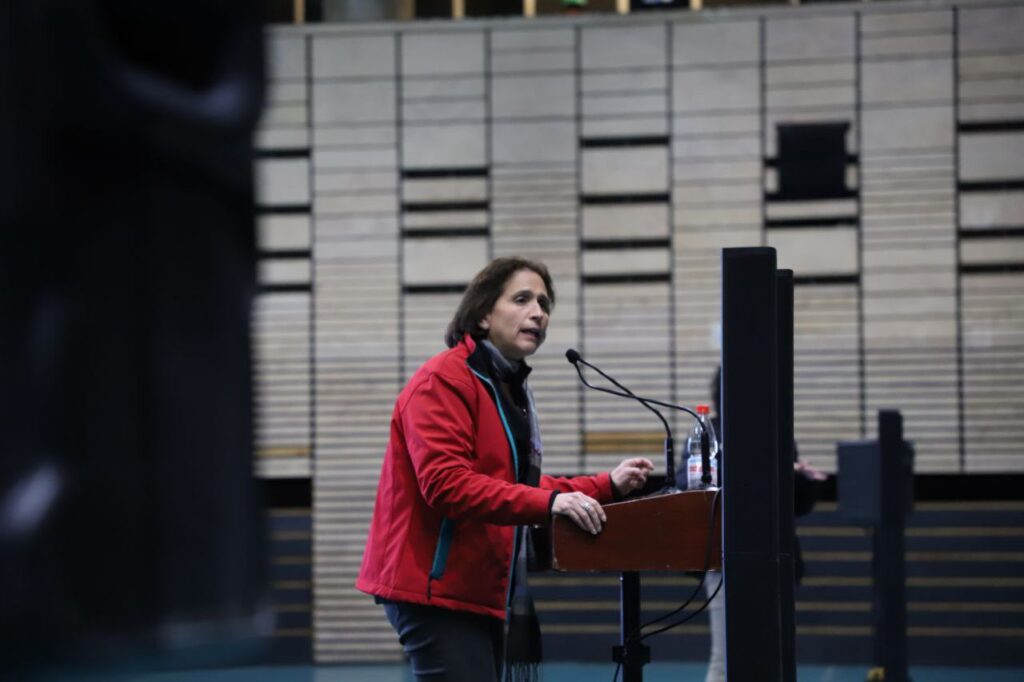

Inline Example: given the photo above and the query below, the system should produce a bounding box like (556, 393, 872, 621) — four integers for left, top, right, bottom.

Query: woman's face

(481, 269, 551, 360)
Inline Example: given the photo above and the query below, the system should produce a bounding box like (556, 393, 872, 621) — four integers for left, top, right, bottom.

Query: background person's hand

(794, 459, 827, 482)
(611, 457, 655, 496)
(551, 492, 605, 535)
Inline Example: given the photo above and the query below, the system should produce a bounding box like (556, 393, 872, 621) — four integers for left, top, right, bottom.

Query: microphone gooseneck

(566, 349, 686, 491)
(570, 354, 670, 435)
(565, 351, 701, 422)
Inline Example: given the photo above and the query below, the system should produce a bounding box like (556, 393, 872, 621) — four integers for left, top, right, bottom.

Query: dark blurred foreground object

(838, 411, 915, 682)
(1, 1, 268, 675)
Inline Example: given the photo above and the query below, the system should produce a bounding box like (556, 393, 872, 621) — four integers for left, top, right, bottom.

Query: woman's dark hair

(444, 257, 555, 348)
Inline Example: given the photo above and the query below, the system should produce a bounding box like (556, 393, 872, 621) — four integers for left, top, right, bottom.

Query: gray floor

(64, 663, 1024, 682)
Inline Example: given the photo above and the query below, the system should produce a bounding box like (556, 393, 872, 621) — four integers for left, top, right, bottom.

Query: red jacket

(356, 336, 614, 620)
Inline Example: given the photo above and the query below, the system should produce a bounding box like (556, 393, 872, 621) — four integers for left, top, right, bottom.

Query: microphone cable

(568, 349, 722, 678)
(608, 487, 723, 681)
(638, 486, 722, 636)
(643, 571, 723, 640)
(611, 576, 725, 682)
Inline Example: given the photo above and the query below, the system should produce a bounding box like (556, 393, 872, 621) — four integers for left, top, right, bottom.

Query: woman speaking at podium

(357, 257, 654, 682)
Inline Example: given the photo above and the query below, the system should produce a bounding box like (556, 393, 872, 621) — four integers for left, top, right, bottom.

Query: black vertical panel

(875, 410, 910, 682)
(776, 270, 796, 682)
(1, 0, 267, 671)
(721, 247, 781, 682)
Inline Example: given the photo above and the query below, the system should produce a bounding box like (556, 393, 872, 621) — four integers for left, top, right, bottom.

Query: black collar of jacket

(466, 338, 532, 388)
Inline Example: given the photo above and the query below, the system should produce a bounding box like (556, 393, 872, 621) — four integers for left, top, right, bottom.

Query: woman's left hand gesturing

(611, 457, 655, 496)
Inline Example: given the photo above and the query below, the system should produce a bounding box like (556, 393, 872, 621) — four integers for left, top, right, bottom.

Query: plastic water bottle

(705, 411, 719, 487)
(686, 404, 719, 490)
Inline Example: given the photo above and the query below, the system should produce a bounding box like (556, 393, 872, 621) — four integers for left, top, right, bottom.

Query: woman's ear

(479, 319, 490, 331)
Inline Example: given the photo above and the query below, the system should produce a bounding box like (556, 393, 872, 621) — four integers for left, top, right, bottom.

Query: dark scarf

(478, 341, 544, 682)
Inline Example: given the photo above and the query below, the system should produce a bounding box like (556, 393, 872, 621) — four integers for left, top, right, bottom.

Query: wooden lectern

(551, 489, 722, 681)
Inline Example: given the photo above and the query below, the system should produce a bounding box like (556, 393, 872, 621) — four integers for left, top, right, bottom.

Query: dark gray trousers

(383, 601, 504, 682)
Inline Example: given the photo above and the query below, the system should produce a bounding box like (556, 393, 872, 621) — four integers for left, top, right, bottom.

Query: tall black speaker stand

(721, 247, 795, 682)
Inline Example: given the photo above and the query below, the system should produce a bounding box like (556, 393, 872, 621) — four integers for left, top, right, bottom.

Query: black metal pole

(614, 571, 650, 682)
(876, 410, 910, 682)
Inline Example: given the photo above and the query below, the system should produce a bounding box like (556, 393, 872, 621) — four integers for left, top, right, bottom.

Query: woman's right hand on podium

(551, 492, 605, 535)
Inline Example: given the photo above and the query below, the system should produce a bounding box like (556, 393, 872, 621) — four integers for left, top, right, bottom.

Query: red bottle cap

(696, 404, 710, 415)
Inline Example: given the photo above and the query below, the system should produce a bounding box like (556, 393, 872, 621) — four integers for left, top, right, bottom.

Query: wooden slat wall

(958, 4, 1024, 472)
(672, 18, 761, 429)
(859, 9, 960, 472)
(255, 33, 314, 479)
(577, 24, 678, 458)
(490, 26, 583, 472)
(251, 0, 1024, 663)
(764, 13, 863, 469)
(307, 31, 404, 662)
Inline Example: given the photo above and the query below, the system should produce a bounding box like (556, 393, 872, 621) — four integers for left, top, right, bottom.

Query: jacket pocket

(427, 517, 455, 599)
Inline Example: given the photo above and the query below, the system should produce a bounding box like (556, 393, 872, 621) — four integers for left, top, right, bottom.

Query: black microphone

(566, 348, 679, 491)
